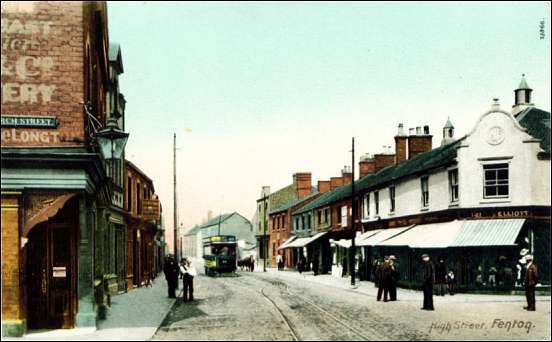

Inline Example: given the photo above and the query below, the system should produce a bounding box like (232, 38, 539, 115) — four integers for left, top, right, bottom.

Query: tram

(203, 235, 238, 276)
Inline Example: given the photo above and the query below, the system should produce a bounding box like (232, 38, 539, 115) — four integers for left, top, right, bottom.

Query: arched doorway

(26, 197, 77, 329)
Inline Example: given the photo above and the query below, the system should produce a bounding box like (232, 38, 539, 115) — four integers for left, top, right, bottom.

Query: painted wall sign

(1, 128, 60, 144)
(1, 115, 58, 128)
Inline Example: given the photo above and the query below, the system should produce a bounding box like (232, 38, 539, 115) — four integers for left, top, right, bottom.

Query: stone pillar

(1, 192, 25, 337)
(76, 196, 96, 327)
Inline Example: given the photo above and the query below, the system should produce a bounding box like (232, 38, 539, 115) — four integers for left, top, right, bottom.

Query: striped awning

(450, 219, 526, 247)
(358, 226, 415, 247)
(286, 231, 328, 248)
(377, 220, 464, 248)
(277, 235, 298, 250)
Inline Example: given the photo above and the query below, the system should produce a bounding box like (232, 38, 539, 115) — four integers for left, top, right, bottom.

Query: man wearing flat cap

(524, 254, 538, 311)
(421, 254, 434, 310)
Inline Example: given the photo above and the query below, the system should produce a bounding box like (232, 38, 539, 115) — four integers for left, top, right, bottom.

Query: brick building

(123, 160, 161, 289)
(1, 2, 132, 336)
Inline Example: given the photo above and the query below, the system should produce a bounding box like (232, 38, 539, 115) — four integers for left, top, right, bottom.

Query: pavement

(7, 275, 179, 341)
(261, 268, 551, 304)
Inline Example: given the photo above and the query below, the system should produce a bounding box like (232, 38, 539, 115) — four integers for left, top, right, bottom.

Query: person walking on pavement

(180, 258, 197, 302)
(435, 258, 446, 296)
(421, 254, 435, 310)
(524, 254, 538, 311)
(389, 256, 399, 301)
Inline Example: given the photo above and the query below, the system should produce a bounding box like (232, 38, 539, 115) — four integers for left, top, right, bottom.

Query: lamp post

(350, 137, 356, 287)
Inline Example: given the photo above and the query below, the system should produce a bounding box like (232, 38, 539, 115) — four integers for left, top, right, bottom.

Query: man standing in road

(524, 254, 538, 311)
(164, 255, 179, 298)
(421, 254, 434, 310)
(180, 258, 197, 302)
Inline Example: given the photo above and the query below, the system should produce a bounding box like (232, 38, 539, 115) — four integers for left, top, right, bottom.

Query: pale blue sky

(107, 2, 550, 248)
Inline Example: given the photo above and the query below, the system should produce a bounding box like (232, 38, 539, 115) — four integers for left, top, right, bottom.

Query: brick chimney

(408, 125, 432, 159)
(359, 153, 375, 178)
(330, 177, 344, 191)
(293, 172, 312, 198)
(374, 146, 395, 173)
(317, 180, 331, 193)
(341, 166, 352, 185)
(394, 123, 407, 165)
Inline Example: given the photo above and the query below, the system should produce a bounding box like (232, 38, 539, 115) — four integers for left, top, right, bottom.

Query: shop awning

(23, 193, 79, 237)
(450, 219, 526, 247)
(277, 235, 298, 250)
(332, 230, 376, 249)
(376, 220, 464, 248)
(286, 231, 328, 248)
(357, 226, 414, 247)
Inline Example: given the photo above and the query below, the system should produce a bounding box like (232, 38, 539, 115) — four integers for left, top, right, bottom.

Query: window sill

(480, 198, 511, 204)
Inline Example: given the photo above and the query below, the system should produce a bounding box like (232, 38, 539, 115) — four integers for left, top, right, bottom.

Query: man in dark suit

(421, 254, 434, 310)
(389, 256, 399, 301)
(524, 254, 538, 311)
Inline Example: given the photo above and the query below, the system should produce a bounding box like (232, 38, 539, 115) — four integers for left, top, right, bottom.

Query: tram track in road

(234, 273, 379, 341)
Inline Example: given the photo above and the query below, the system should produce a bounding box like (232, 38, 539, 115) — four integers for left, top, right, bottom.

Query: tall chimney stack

(341, 166, 352, 185)
(395, 123, 407, 165)
(317, 180, 331, 193)
(408, 125, 433, 159)
(293, 172, 312, 198)
(359, 153, 375, 178)
(330, 176, 344, 191)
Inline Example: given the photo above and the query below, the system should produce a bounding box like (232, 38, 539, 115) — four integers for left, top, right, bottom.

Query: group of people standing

(163, 255, 197, 302)
(374, 255, 399, 302)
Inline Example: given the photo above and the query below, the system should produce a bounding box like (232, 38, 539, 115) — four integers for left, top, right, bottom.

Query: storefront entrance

(26, 209, 76, 329)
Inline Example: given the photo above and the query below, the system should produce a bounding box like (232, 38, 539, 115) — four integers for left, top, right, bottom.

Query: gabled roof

(198, 213, 235, 229)
(516, 107, 550, 153)
(184, 225, 201, 236)
(293, 138, 464, 215)
(269, 191, 319, 215)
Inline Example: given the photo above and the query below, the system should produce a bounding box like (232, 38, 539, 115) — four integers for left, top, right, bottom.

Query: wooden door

(27, 223, 74, 329)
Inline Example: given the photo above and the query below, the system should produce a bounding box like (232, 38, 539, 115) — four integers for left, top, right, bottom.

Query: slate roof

(197, 213, 235, 229)
(269, 191, 320, 214)
(184, 225, 201, 236)
(293, 138, 465, 215)
(516, 107, 550, 153)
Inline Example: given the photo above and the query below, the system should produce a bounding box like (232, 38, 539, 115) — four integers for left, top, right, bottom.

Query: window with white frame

(389, 186, 396, 213)
(374, 191, 379, 215)
(363, 193, 370, 219)
(449, 169, 459, 202)
(483, 163, 509, 198)
(421, 176, 429, 208)
(341, 206, 348, 227)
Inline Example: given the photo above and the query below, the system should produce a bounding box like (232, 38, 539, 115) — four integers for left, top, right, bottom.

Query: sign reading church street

(1, 115, 58, 128)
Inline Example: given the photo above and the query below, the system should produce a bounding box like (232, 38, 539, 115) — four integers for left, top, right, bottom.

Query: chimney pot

(409, 128, 415, 136)
(416, 126, 422, 135)
(397, 123, 405, 136)
(424, 125, 430, 135)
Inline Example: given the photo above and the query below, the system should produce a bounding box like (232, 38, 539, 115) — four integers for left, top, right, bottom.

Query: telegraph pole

(350, 137, 356, 286)
(173, 133, 178, 261)
(262, 193, 268, 272)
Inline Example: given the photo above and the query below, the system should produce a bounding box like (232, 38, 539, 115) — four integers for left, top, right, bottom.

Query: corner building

(1, 2, 122, 335)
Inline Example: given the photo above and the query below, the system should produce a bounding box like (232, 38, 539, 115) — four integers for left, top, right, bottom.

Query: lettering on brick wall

(1, 128, 59, 144)
(1, 18, 56, 105)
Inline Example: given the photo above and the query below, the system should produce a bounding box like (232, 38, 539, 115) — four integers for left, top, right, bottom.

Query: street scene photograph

(1, 1, 551, 341)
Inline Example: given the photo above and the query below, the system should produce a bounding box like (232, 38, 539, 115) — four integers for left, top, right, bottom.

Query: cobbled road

(153, 272, 551, 340)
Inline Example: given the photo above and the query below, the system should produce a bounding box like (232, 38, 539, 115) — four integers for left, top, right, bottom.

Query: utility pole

(262, 193, 269, 272)
(350, 137, 356, 287)
(173, 133, 178, 261)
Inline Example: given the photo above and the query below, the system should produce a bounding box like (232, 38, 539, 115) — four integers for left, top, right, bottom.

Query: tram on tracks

(203, 235, 238, 276)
